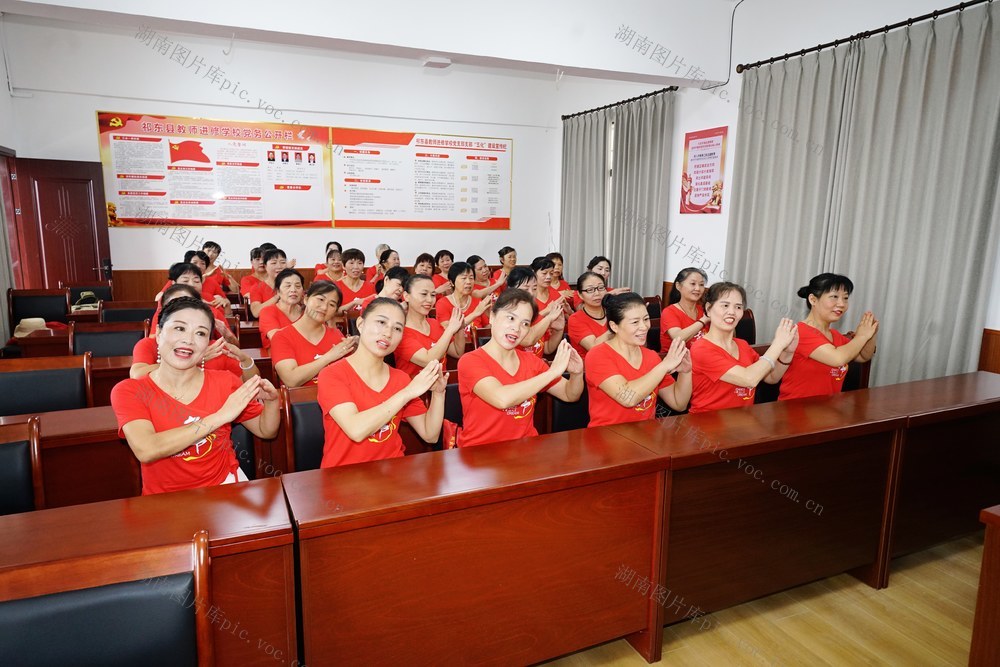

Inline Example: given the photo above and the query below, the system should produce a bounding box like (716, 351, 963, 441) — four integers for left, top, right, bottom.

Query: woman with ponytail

(660, 267, 710, 350)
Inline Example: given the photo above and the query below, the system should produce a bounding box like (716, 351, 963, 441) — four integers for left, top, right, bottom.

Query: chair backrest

(444, 383, 462, 427)
(549, 385, 590, 433)
(647, 318, 661, 353)
(8, 288, 70, 326)
(100, 301, 157, 323)
(0, 531, 213, 667)
(0, 417, 44, 515)
(476, 324, 492, 348)
(60, 281, 114, 305)
(735, 308, 756, 344)
(69, 321, 147, 358)
(281, 385, 324, 472)
(643, 295, 662, 320)
(0, 354, 93, 417)
(230, 424, 256, 480)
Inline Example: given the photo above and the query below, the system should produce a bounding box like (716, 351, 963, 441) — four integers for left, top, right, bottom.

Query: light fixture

(422, 56, 452, 69)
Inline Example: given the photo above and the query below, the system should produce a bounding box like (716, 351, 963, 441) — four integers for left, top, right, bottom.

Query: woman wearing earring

(689, 282, 798, 413)
(779, 273, 879, 401)
(272, 282, 359, 388)
(661, 267, 710, 350)
(395, 274, 466, 377)
(457, 288, 584, 447)
(587, 293, 692, 426)
(566, 271, 611, 359)
(317, 298, 447, 467)
(112, 296, 280, 494)
(132, 284, 258, 381)
(257, 268, 305, 353)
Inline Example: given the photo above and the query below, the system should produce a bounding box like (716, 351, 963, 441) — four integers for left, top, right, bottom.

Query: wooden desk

(283, 429, 670, 665)
(0, 478, 297, 666)
(970, 504, 1000, 666)
(608, 393, 906, 623)
(870, 372, 1000, 559)
(0, 406, 139, 507)
(240, 322, 262, 349)
(12, 329, 69, 357)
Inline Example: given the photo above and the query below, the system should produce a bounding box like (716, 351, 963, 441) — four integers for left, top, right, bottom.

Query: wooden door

(9, 158, 111, 289)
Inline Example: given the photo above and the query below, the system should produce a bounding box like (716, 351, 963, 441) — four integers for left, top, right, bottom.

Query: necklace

(584, 306, 606, 321)
(455, 294, 471, 310)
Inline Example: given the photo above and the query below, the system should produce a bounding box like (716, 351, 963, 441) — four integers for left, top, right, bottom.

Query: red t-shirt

(457, 347, 557, 447)
(270, 325, 344, 385)
(432, 273, 451, 290)
(111, 371, 262, 495)
(365, 265, 383, 283)
(520, 315, 549, 358)
(201, 278, 226, 303)
(317, 360, 426, 468)
(258, 304, 299, 352)
(357, 294, 378, 313)
(313, 263, 326, 273)
(203, 269, 230, 293)
(491, 269, 508, 294)
(535, 287, 560, 315)
(661, 303, 707, 351)
(566, 310, 608, 359)
(131, 337, 242, 377)
(336, 278, 375, 304)
(586, 342, 674, 427)
(690, 337, 760, 413)
(248, 280, 276, 308)
(435, 295, 489, 330)
(240, 274, 263, 296)
(395, 318, 446, 378)
(779, 323, 851, 401)
(552, 278, 572, 295)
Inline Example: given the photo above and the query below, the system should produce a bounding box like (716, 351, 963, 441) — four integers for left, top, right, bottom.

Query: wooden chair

(0, 417, 44, 515)
(59, 280, 113, 305)
(68, 321, 147, 358)
(548, 385, 590, 433)
(647, 318, 661, 353)
(475, 324, 492, 348)
(735, 308, 756, 344)
(280, 385, 324, 473)
(100, 300, 157, 323)
(7, 288, 70, 326)
(643, 295, 662, 320)
(0, 531, 214, 667)
(0, 354, 93, 417)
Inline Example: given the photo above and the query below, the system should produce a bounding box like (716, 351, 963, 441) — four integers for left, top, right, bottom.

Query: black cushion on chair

(231, 423, 255, 480)
(73, 331, 146, 358)
(0, 439, 34, 515)
(290, 401, 324, 472)
(0, 573, 198, 667)
(444, 383, 462, 427)
(11, 296, 68, 325)
(550, 386, 590, 433)
(0, 369, 86, 417)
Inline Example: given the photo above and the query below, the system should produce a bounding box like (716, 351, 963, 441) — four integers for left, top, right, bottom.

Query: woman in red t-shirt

(457, 288, 583, 447)
(111, 297, 279, 494)
(314, 248, 346, 284)
(273, 281, 359, 388)
(587, 292, 693, 426)
(436, 262, 491, 332)
(249, 248, 288, 318)
(661, 267, 710, 351)
(779, 273, 879, 401)
(532, 256, 562, 316)
(431, 250, 455, 296)
(572, 256, 631, 310)
(468, 254, 506, 302)
(546, 252, 575, 300)
(366, 247, 400, 285)
(336, 248, 376, 314)
(566, 271, 611, 359)
(507, 267, 565, 358)
(240, 247, 268, 298)
(258, 269, 305, 352)
(313, 241, 342, 275)
(317, 298, 446, 468)
(491, 245, 518, 286)
(132, 284, 258, 381)
(396, 274, 466, 377)
(689, 282, 798, 413)
(151, 266, 237, 345)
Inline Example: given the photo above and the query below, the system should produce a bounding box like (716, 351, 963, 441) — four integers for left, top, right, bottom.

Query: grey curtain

(607, 93, 673, 298)
(559, 110, 608, 284)
(728, 3, 1000, 385)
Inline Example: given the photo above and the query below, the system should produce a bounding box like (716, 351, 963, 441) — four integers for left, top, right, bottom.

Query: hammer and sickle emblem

(109, 117, 123, 128)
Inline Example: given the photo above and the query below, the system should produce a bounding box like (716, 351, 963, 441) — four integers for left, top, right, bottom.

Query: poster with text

(331, 128, 511, 229)
(680, 126, 727, 214)
(97, 112, 332, 227)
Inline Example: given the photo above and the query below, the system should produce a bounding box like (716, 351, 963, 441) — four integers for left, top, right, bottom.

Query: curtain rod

(736, 0, 993, 73)
(561, 86, 677, 121)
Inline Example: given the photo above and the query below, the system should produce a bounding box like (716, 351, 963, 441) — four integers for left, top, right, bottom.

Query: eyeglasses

(580, 286, 607, 294)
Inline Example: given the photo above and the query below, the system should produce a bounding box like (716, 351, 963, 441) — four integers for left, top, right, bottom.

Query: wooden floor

(546, 534, 984, 666)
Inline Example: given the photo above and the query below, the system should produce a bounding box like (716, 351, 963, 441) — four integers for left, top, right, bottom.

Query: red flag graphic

(169, 140, 210, 163)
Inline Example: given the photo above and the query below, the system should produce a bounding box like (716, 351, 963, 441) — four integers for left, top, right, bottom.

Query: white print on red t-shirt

(734, 386, 756, 401)
(178, 415, 215, 460)
(368, 416, 399, 443)
(504, 397, 535, 420)
(831, 365, 848, 381)
(634, 393, 655, 412)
